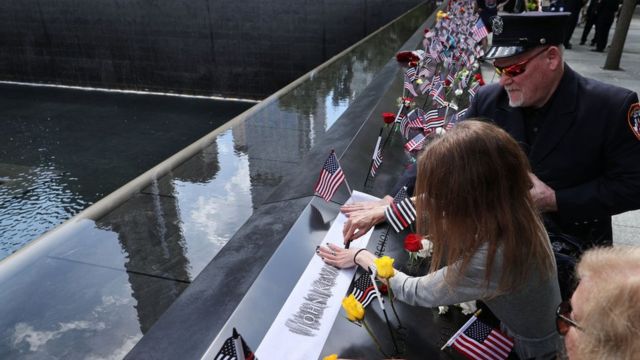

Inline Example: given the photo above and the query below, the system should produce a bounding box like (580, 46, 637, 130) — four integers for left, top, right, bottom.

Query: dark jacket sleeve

(555, 91, 640, 218)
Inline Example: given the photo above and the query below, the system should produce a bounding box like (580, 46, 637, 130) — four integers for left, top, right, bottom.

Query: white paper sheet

(255, 191, 378, 360)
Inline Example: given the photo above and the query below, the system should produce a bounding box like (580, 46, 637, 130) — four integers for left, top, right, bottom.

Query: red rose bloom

(378, 282, 389, 295)
(444, 79, 452, 87)
(474, 73, 485, 86)
(424, 28, 430, 34)
(382, 112, 395, 124)
(404, 233, 423, 252)
(396, 51, 420, 64)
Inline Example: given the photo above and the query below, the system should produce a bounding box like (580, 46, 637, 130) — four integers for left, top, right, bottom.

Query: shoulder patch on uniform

(628, 103, 640, 140)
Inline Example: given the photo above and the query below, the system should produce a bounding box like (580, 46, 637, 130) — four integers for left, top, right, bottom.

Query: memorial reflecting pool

(0, 84, 253, 259)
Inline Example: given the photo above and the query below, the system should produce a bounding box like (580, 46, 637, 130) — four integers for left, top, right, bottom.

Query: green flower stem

(362, 318, 389, 358)
(387, 285, 403, 328)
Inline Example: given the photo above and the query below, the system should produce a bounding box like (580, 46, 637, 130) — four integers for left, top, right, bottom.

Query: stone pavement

(480, 6, 640, 247)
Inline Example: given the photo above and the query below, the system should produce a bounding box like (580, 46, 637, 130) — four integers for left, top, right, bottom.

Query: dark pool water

(0, 84, 253, 259)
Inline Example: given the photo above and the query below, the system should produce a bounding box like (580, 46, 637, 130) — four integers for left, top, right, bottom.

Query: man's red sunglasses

(493, 47, 549, 77)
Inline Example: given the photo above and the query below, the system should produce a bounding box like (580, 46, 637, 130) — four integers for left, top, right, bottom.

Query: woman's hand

(317, 244, 376, 270)
(317, 243, 358, 268)
(340, 196, 393, 215)
(342, 205, 388, 244)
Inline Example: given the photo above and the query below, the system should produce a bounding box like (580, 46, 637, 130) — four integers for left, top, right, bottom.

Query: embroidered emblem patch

(492, 16, 504, 36)
(628, 103, 640, 140)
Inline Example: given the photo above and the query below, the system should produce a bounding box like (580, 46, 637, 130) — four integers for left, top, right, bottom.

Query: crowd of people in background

(477, 0, 624, 52)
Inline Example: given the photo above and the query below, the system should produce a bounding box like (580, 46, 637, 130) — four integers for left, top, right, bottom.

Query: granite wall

(0, 0, 425, 99)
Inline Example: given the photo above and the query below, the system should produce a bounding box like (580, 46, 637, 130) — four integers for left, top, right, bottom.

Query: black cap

(484, 12, 571, 60)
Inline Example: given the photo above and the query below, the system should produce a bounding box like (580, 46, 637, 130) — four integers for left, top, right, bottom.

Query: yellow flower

(374, 256, 395, 279)
(322, 355, 338, 360)
(436, 10, 449, 21)
(342, 294, 365, 322)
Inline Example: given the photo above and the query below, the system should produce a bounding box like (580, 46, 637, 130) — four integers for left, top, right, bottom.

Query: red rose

(444, 79, 452, 87)
(474, 73, 485, 86)
(396, 51, 420, 64)
(382, 112, 395, 124)
(378, 282, 389, 295)
(404, 233, 423, 252)
(424, 28, 430, 34)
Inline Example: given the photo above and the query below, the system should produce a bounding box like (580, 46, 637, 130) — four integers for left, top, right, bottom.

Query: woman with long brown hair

(319, 120, 561, 358)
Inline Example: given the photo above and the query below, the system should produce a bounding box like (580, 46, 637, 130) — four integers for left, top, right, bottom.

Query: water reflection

(0, 84, 252, 260)
(0, 164, 87, 258)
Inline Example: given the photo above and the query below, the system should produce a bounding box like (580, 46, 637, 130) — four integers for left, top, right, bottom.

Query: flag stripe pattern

(314, 151, 345, 202)
(385, 191, 417, 233)
(350, 273, 378, 308)
(370, 147, 383, 177)
(425, 109, 446, 129)
(471, 18, 489, 41)
(405, 133, 426, 152)
(452, 320, 514, 360)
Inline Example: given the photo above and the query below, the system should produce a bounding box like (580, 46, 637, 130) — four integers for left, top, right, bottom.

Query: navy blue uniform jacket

(467, 65, 640, 247)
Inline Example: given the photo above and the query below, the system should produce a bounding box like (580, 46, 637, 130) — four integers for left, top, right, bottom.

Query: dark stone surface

(125, 196, 315, 360)
(126, 5, 440, 358)
(1, 0, 425, 99)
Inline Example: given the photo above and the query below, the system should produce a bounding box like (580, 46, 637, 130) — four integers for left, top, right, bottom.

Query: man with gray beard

(467, 12, 640, 249)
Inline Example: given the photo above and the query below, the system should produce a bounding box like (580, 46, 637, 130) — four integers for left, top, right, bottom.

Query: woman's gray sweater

(389, 244, 562, 359)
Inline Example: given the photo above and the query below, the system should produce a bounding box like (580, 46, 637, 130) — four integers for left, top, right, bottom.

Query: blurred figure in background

(592, 0, 620, 52)
(580, 0, 599, 46)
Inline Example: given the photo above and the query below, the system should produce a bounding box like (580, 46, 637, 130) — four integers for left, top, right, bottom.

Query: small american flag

(432, 83, 447, 106)
(400, 114, 411, 139)
(404, 76, 418, 96)
(393, 185, 410, 203)
(452, 319, 514, 360)
(429, 75, 442, 96)
(215, 328, 256, 360)
(468, 81, 480, 98)
(314, 150, 345, 202)
(385, 187, 416, 233)
(419, 79, 431, 95)
(350, 272, 378, 308)
(370, 148, 383, 177)
(369, 134, 383, 178)
(406, 109, 426, 130)
(471, 18, 489, 41)
(405, 67, 417, 81)
(424, 108, 446, 129)
(446, 71, 455, 85)
(405, 132, 426, 152)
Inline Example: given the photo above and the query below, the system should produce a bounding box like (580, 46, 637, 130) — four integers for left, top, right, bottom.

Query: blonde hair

(415, 120, 555, 293)
(574, 246, 640, 359)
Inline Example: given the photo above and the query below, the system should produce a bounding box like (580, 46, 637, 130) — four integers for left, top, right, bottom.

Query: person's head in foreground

(558, 246, 640, 359)
(415, 120, 554, 292)
(484, 12, 570, 108)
